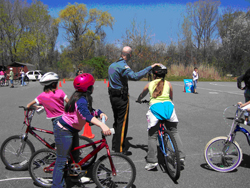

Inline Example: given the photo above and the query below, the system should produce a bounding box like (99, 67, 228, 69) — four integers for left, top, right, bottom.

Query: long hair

(43, 82, 58, 93)
(65, 85, 93, 113)
(152, 75, 165, 98)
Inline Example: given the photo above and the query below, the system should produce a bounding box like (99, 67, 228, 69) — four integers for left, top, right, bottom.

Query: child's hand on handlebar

(136, 100, 141, 103)
(101, 124, 112, 136)
(100, 113, 108, 121)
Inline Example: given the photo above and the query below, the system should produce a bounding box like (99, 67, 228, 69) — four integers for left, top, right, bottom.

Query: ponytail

(152, 78, 165, 98)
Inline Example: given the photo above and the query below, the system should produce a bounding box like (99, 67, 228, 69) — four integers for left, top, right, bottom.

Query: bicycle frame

(158, 121, 175, 157)
(20, 106, 54, 150)
(44, 116, 117, 176)
(44, 134, 117, 176)
(227, 105, 250, 145)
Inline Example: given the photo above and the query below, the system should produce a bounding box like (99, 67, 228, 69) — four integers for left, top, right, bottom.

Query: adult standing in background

(192, 67, 199, 94)
(108, 46, 161, 155)
(237, 68, 250, 123)
(76, 68, 80, 76)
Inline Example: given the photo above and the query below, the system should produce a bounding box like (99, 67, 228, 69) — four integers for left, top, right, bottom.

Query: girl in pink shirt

(27, 72, 69, 123)
(52, 73, 111, 188)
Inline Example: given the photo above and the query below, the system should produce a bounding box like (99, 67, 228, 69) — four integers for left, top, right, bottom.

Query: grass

(63, 64, 237, 82)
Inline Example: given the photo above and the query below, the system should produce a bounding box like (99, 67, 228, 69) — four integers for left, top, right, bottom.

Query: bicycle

(0, 77, 9, 86)
(28, 117, 136, 188)
(137, 100, 181, 181)
(0, 106, 96, 171)
(13, 74, 29, 86)
(204, 104, 249, 172)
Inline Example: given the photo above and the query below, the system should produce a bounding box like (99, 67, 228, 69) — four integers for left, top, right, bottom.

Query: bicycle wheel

(204, 136, 242, 172)
(92, 152, 136, 188)
(14, 79, 18, 85)
(0, 135, 35, 171)
(78, 135, 97, 168)
(24, 76, 29, 85)
(5, 79, 9, 86)
(29, 148, 56, 187)
(162, 130, 181, 181)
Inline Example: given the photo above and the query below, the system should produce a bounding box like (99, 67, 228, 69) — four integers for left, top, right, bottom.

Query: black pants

(109, 94, 129, 153)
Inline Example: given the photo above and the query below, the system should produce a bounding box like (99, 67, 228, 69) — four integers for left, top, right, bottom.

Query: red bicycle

(28, 118, 136, 188)
(0, 106, 96, 171)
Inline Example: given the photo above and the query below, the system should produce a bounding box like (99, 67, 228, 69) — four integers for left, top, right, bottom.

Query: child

(192, 67, 199, 94)
(0, 68, 5, 86)
(26, 72, 69, 124)
(20, 67, 25, 86)
(238, 101, 250, 125)
(8, 67, 14, 88)
(52, 73, 111, 188)
(137, 65, 185, 171)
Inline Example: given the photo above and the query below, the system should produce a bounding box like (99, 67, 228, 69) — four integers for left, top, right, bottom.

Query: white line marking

(172, 83, 243, 96)
(0, 177, 32, 182)
(209, 83, 236, 87)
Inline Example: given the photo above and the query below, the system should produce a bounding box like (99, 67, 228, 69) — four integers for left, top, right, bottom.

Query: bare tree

(186, 0, 220, 63)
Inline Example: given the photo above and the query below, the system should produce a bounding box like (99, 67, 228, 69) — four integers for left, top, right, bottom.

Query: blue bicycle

(204, 104, 249, 172)
(137, 100, 181, 181)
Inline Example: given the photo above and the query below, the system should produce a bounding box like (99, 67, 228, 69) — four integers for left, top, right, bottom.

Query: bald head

(122, 46, 132, 54)
(121, 46, 132, 61)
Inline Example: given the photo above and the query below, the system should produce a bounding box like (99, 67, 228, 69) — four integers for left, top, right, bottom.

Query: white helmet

(39, 72, 59, 86)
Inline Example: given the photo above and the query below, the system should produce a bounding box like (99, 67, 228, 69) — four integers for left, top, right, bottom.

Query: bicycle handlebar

(19, 106, 36, 111)
(136, 100, 149, 104)
(101, 116, 115, 136)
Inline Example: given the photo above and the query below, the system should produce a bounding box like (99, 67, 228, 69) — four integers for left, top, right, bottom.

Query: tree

(18, 0, 57, 68)
(0, 0, 27, 63)
(57, 3, 114, 66)
(121, 18, 154, 71)
(217, 8, 250, 76)
(186, 0, 220, 64)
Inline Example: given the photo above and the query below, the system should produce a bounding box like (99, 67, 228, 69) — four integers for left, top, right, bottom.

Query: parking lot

(0, 80, 250, 188)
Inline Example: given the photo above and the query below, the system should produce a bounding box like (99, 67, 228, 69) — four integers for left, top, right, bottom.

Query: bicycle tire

(162, 130, 181, 181)
(14, 79, 18, 85)
(5, 79, 9, 86)
(0, 135, 35, 171)
(78, 135, 97, 168)
(29, 148, 56, 187)
(92, 152, 136, 188)
(24, 76, 29, 85)
(204, 136, 242, 172)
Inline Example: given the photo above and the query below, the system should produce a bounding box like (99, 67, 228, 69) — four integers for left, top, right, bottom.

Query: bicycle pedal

(235, 118, 244, 124)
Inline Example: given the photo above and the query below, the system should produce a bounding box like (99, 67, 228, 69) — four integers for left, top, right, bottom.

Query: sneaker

(180, 158, 185, 166)
(79, 176, 91, 183)
(145, 163, 158, 171)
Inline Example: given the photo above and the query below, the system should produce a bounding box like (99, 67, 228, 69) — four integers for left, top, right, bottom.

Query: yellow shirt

(148, 79, 171, 105)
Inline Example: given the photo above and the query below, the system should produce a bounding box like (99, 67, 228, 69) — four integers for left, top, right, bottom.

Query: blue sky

(27, 0, 250, 49)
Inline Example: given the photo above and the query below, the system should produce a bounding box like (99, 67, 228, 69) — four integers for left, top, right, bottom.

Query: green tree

(84, 56, 109, 78)
(57, 3, 114, 66)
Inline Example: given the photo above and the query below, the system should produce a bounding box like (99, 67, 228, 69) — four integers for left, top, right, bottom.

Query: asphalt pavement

(0, 80, 249, 188)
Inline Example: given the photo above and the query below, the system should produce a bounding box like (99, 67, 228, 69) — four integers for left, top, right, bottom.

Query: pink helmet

(73, 73, 95, 92)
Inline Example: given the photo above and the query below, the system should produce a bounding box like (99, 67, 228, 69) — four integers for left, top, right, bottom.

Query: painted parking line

(172, 83, 243, 96)
(0, 177, 31, 182)
(209, 83, 236, 87)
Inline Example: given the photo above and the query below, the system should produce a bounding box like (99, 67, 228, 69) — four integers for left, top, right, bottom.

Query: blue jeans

(52, 122, 79, 188)
(21, 77, 25, 86)
(193, 80, 197, 89)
